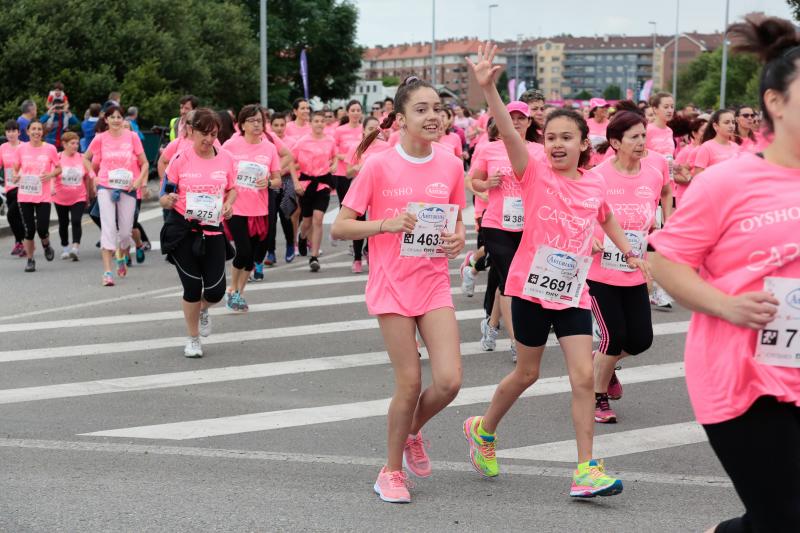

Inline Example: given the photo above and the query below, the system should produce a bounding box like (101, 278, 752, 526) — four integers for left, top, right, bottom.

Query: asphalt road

(0, 203, 741, 532)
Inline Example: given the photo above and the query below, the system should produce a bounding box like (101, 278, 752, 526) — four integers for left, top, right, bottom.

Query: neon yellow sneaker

(462, 416, 498, 477)
(570, 459, 623, 498)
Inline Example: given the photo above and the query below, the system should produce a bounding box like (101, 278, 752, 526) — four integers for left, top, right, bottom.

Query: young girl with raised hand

(461, 44, 648, 498)
(332, 76, 466, 504)
(650, 15, 800, 532)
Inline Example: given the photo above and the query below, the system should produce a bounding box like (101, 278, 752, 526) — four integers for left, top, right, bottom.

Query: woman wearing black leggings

(1, 120, 25, 256)
(53, 132, 90, 260)
(651, 15, 800, 533)
(160, 108, 237, 358)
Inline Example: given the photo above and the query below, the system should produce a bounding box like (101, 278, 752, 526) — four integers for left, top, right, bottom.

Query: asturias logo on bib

(626, 232, 643, 248)
(786, 288, 800, 311)
(546, 253, 577, 271)
(635, 186, 654, 199)
(426, 182, 450, 198)
(417, 206, 447, 225)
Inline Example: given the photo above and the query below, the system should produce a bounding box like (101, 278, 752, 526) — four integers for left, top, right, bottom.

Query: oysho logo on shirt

(382, 187, 413, 198)
(582, 197, 601, 209)
(635, 186, 654, 199)
(425, 182, 450, 198)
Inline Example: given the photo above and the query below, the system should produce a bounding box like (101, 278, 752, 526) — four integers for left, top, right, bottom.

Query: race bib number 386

(523, 245, 592, 307)
(400, 202, 458, 258)
(755, 277, 800, 368)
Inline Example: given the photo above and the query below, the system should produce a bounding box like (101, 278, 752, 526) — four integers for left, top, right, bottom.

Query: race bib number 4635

(755, 277, 800, 368)
(400, 202, 458, 258)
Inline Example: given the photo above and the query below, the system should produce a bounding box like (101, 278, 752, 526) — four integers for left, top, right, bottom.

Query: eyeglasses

(739, 113, 754, 119)
(244, 117, 263, 124)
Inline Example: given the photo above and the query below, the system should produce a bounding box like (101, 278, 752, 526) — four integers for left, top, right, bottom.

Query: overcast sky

(353, 0, 794, 46)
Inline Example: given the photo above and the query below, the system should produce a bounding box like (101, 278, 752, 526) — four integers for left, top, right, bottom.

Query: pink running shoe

(608, 371, 623, 400)
(351, 260, 363, 274)
(403, 432, 432, 478)
(594, 394, 617, 423)
(373, 466, 411, 503)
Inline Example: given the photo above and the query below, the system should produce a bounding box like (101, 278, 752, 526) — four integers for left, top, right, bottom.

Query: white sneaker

(480, 317, 499, 351)
(461, 266, 476, 297)
(184, 336, 203, 358)
(69, 247, 79, 261)
(199, 309, 211, 337)
(650, 283, 674, 311)
(60, 248, 70, 260)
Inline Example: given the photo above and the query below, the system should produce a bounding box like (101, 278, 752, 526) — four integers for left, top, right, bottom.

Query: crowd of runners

(1, 13, 798, 533)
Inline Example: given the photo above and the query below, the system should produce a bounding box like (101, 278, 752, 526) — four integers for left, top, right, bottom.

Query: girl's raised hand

(465, 43, 501, 88)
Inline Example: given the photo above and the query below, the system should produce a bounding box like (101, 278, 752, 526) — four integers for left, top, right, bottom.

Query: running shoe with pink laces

(594, 393, 617, 423)
(373, 466, 411, 503)
(403, 432, 432, 477)
(608, 371, 623, 400)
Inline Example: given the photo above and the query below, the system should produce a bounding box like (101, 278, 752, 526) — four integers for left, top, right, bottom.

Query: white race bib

(601, 230, 647, 272)
(19, 175, 42, 196)
(108, 168, 133, 189)
(61, 167, 83, 186)
(400, 202, 458, 258)
(523, 245, 592, 307)
(236, 161, 267, 189)
(501, 196, 524, 230)
(755, 277, 800, 368)
(185, 192, 223, 226)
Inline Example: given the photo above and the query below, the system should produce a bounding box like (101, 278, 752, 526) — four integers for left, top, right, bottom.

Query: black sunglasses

(739, 113, 754, 118)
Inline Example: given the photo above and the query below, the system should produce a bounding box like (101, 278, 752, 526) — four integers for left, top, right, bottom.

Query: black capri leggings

(20, 202, 51, 241)
(482, 227, 522, 295)
(6, 188, 25, 243)
(588, 280, 653, 357)
(228, 215, 267, 271)
(170, 233, 227, 304)
(704, 396, 800, 533)
(335, 177, 366, 260)
(54, 202, 85, 246)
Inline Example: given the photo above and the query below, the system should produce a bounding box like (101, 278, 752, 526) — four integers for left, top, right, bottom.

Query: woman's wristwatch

(623, 249, 641, 261)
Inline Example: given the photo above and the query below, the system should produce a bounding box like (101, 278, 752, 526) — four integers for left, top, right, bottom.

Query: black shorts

(482, 227, 522, 295)
(300, 186, 331, 217)
(511, 297, 592, 347)
(587, 280, 653, 356)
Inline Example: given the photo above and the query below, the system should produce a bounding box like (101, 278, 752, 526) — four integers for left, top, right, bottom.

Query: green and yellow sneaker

(463, 416, 498, 477)
(570, 459, 623, 498)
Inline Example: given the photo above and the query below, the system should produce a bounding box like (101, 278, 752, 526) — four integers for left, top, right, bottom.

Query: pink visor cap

(589, 97, 610, 109)
(506, 101, 531, 117)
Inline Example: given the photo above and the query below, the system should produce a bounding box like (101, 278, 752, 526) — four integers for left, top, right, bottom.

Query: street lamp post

(515, 34, 521, 99)
(672, 0, 679, 99)
(720, 0, 730, 108)
(259, 0, 268, 107)
(431, 0, 436, 85)
(488, 4, 499, 41)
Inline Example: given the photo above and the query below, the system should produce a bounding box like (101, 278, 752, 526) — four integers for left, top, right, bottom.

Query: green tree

(788, 0, 800, 21)
(238, 0, 364, 111)
(381, 76, 401, 87)
(602, 84, 621, 100)
(573, 90, 592, 100)
(496, 70, 509, 102)
(676, 47, 760, 109)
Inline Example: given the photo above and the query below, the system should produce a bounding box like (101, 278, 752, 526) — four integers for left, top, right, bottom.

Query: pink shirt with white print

(15, 142, 60, 203)
(505, 160, 610, 310)
(649, 152, 800, 424)
(88, 130, 144, 188)
(342, 144, 466, 317)
(588, 158, 668, 286)
(291, 134, 336, 190)
(222, 135, 281, 217)
(53, 151, 88, 206)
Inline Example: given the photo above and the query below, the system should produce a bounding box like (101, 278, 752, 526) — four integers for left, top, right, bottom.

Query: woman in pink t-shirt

(651, 16, 800, 532)
(437, 108, 464, 159)
(692, 109, 740, 176)
(332, 100, 364, 229)
(53, 132, 90, 261)
(12, 120, 61, 272)
(285, 98, 312, 138)
(586, 98, 610, 148)
(332, 76, 467, 504)
(84, 105, 149, 286)
(462, 44, 648, 498)
(160, 109, 237, 358)
(734, 105, 758, 149)
(587, 111, 670, 424)
(645, 92, 676, 157)
(221, 104, 281, 311)
(343, 115, 388, 273)
(1, 119, 25, 256)
(673, 117, 708, 206)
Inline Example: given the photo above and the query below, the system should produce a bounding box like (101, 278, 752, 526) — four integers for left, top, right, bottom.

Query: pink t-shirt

(222, 135, 280, 217)
(646, 123, 675, 157)
(345, 138, 390, 169)
(285, 121, 311, 139)
(165, 146, 236, 232)
(15, 142, 60, 203)
(438, 132, 463, 158)
(342, 144, 466, 317)
(693, 139, 740, 170)
(333, 123, 363, 176)
(505, 160, 610, 310)
(324, 123, 338, 138)
(674, 144, 700, 204)
(649, 152, 800, 424)
(472, 141, 545, 232)
(53, 151, 88, 206)
(387, 130, 402, 147)
(0, 141, 21, 192)
(88, 130, 144, 189)
(588, 158, 668, 286)
(587, 118, 608, 145)
(740, 131, 772, 153)
(468, 142, 489, 219)
(291, 134, 336, 190)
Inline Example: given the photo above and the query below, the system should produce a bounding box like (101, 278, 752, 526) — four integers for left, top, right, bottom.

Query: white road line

(0, 438, 732, 487)
(135, 206, 166, 222)
(0, 321, 689, 404)
(0, 285, 488, 334)
(497, 422, 708, 462)
(0, 309, 486, 364)
(290, 252, 467, 271)
(81, 361, 685, 440)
